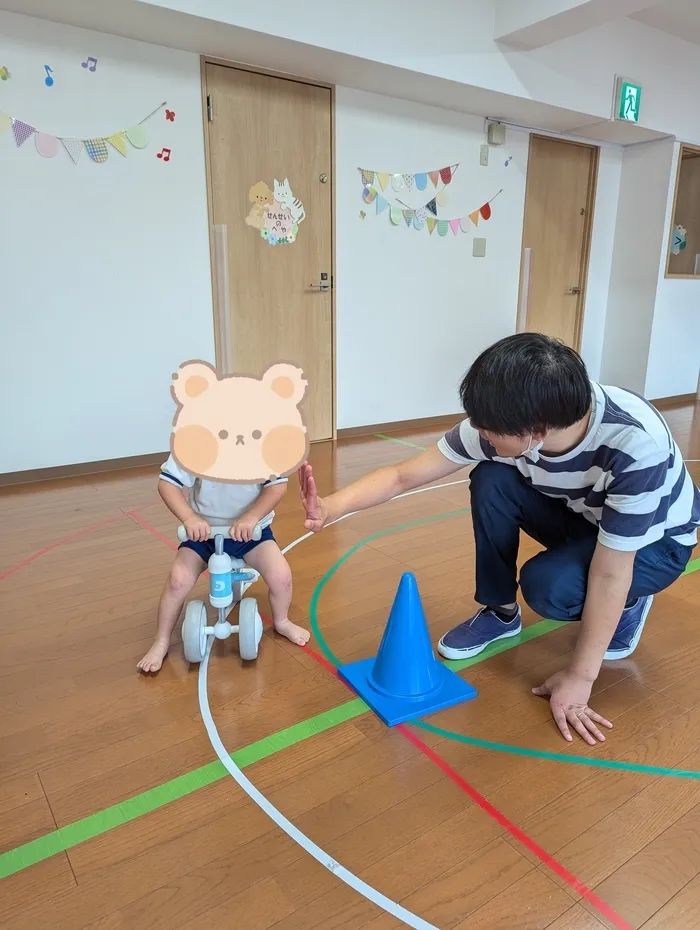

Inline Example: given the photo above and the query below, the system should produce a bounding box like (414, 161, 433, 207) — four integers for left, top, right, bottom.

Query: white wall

(600, 137, 676, 393)
(335, 87, 529, 429)
(579, 145, 623, 381)
(334, 87, 622, 428)
(0, 11, 214, 473)
(645, 142, 700, 399)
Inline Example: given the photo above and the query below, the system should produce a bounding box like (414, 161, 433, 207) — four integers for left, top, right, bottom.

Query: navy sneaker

(437, 606, 522, 660)
(604, 595, 653, 660)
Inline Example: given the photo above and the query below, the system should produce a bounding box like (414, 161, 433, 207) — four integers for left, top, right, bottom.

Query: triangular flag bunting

(460, 217, 471, 233)
(428, 170, 440, 187)
(426, 217, 437, 235)
(377, 172, 390, 191)
(450, 163, 459, 178)
(376, 194, 389, 214)
(61, 138, 83, 164)
(85, 138, 109, 163)
(12, 120, 35, 147)
(390, 205, 403, 226)
(469, 210, 480, 227)
(108, 132, 128, 156)
(480, 202, 492, 221)
(402, 209, 414, 227)
(413, 214, 425, 231)
(0, 112, 11, 135)
(415, 173, 427, 191)
(360, 169, 375, 186)
(403, 173, 414, 191)
(126, 124, 148, 148)
(449, 218, 461, 236)
(440, 166, 452, 185)
(437, 220, 449, 237)
(426, 198, 437, 216)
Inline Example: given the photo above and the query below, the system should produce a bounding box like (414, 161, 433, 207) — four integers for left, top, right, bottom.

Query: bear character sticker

(170, 361, 310, 484)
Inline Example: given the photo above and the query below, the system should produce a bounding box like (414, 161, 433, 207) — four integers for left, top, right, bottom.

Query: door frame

(199, 56, 337, 441)
(517, 133, 600, 352)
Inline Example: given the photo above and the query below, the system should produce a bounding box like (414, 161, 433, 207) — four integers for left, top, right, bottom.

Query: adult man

(299, 334, 699, 744)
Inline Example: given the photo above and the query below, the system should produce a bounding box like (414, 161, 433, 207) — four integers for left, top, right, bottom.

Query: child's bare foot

(137, 639, 169, 673)
(273, 618, 310, 646)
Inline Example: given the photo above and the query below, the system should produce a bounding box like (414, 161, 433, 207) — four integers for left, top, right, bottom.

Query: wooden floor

(1, 403, 700, 930)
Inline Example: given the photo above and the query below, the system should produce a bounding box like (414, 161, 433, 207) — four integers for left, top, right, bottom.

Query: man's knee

(470, 461, 522, 501)
(519, 554, 583, 621)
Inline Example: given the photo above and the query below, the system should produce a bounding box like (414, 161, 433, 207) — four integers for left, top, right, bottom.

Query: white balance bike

(178, 523, 264, 664)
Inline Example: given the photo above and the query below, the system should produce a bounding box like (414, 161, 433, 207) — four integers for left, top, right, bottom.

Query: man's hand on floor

(533, 669, 613, 745)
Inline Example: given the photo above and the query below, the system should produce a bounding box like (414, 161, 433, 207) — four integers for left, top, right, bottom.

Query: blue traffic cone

(338, 572, 477, 726)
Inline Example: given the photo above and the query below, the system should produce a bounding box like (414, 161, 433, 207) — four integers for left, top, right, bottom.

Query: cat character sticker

(245, 178, 306, 246)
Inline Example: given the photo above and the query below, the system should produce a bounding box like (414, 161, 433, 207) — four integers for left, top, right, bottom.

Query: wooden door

(519, 135, 598, 349)
(205, 64, 333, 441)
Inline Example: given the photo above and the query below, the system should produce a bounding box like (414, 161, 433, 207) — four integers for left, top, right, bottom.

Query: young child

(138, 454, 309, 673)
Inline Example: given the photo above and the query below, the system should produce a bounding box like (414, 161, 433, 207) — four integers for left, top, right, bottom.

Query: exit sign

(615, 77, 642, 123)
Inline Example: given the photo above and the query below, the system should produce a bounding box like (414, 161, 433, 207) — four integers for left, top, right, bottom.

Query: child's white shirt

(159, 455, 286, 527)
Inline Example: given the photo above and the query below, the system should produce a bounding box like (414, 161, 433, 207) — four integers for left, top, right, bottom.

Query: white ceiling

(632, 0, 700, 45)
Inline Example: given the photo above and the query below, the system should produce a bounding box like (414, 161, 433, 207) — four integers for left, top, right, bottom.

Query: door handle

(567, 286, 581, 295)
(309, 282, 331, 291)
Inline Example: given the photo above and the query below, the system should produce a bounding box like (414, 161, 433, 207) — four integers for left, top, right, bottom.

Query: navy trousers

(470, 462, 692, 620)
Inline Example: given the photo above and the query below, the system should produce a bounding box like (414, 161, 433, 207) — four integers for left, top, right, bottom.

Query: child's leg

(138, 548, 207, 672)
(243, 541, 310, 646)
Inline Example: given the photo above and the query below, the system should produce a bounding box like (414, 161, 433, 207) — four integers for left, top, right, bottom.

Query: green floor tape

(0, 699, 366, 880)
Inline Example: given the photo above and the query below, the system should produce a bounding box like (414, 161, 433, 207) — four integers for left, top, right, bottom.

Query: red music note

(156, 148, 171, 162)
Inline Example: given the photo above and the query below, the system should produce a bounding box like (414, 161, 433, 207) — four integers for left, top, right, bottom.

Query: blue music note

(44, 65, 54, 87)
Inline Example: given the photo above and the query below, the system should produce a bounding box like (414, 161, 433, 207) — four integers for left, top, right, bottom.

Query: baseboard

(0, 452, 167, 488)
(651, 393, 698, 410)
(337, 413, 461, 440)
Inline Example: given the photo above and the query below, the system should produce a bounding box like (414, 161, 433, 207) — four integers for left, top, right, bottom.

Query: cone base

(338, 657, 477, 727)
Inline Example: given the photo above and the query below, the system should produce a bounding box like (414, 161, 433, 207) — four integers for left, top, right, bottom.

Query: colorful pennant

(0, 102, 166, 165)
(358, 164, 459, 190)
(365, 187, 503, 237)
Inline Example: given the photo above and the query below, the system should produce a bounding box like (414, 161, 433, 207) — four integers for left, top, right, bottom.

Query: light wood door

(205, 64, 333, 441)
(520, 135, 598, 348)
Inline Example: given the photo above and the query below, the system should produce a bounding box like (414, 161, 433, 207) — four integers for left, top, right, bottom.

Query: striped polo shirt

(438, 382, 700, 552)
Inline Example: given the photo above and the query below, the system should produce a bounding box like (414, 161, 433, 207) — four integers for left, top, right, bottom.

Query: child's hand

(184, 516, 211, 542)
(230, 516, 259, 543)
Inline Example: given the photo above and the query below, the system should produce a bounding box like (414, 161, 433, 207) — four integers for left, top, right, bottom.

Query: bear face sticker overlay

(244, 178, 306, 246)
(170, 361, 310, 484)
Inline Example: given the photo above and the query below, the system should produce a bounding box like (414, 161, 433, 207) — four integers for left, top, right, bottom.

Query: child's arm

(231, 481, 287, 542)
(158, 479, 210, 541)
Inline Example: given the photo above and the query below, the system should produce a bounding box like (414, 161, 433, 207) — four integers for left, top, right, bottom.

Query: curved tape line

(198, 639, 439, 930)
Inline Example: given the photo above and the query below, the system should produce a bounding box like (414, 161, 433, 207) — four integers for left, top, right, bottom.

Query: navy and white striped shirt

(438, 382, 700, 552)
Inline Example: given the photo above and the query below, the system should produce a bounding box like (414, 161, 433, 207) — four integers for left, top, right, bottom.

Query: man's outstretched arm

(299, 445, 465, 532)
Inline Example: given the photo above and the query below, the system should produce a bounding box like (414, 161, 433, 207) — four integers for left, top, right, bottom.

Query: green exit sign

(615, 77, 642, 123)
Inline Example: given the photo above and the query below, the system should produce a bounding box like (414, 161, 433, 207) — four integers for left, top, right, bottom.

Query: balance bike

(177, 524, 264, 663)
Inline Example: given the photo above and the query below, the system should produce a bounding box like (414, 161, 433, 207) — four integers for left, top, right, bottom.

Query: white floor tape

(198, 479, 472, 928)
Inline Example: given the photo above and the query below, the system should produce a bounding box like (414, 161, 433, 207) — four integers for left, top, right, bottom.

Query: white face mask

(520, 433, 544, 463)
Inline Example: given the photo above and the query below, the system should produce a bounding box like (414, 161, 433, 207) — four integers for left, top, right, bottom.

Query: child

(138, 454, 309, 673)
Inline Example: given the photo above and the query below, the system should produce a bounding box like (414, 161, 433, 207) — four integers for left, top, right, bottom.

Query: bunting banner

(371, 188, 503, 236)
(358, 164, 459, 192)
(0, 101, 167, 165)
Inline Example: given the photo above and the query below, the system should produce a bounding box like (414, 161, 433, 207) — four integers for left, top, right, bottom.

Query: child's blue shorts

(179, 525, 275, 563)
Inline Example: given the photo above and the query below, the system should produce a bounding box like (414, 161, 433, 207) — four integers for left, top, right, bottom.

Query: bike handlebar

(177, 524, 263, 543)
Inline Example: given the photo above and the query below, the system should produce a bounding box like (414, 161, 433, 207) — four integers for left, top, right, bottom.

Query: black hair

(459, 333, 591, 436)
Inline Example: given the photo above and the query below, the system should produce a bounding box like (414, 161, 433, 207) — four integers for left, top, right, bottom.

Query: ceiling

(632, 0, 700, 46)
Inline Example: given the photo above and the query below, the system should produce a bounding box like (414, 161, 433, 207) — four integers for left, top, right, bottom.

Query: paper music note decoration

(156, 147, 171, 162)
(44, 65, 54, 87)
(81, 56, 98, 72)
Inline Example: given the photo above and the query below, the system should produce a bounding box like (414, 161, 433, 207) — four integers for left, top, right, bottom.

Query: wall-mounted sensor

(487, 122, 506, 146)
